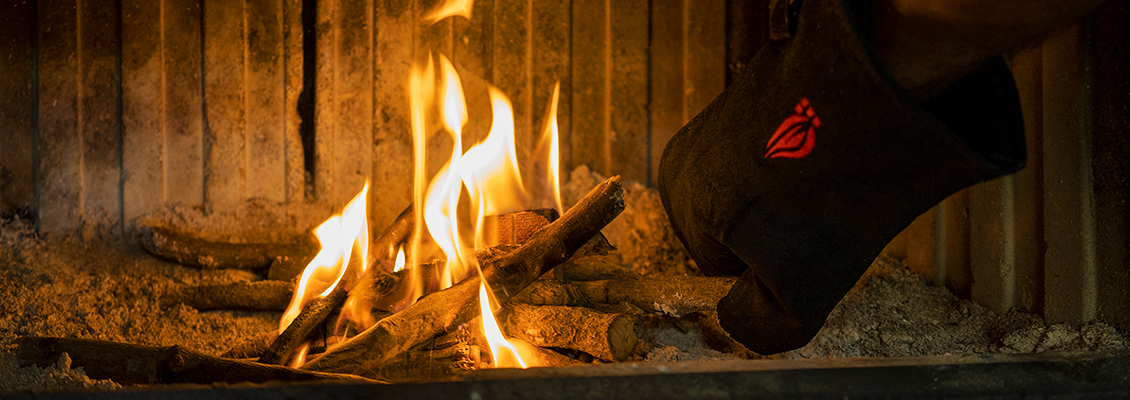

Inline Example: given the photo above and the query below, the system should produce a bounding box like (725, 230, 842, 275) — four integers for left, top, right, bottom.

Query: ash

(1, 167, 1125, 392)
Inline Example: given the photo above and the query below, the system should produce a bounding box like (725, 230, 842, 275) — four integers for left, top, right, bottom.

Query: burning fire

(277, 0, 561, 369)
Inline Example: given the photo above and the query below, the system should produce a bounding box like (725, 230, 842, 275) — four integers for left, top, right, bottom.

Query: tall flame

(479, 282, 528, 368)
(534, 82, 564, 212)
(276, 184, 370, 366)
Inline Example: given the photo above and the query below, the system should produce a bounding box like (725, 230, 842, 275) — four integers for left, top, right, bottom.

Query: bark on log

(259, 286, 348, 365)
(300, 176, 625, 376)
(553, 253, 640, 281)
(10, 337, 381, 385)
(140, 225, 317, 270)
(160, 280, 294, 311)
(363, 330, 478, 383)
(511, 276, 737, 317)
(502, 304, 637, 361)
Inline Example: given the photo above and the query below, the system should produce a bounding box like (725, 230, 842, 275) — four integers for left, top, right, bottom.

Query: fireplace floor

(2, 169, 1126, 393)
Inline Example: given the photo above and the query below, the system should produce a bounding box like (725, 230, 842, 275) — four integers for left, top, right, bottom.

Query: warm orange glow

(279, 184, 370, 333)
(392, 246, 406, 272)
(401, 10, 564, 369)
(478, 282, 529, 369)
(421, 0, 474, 26)
(535, 82, 564, 213)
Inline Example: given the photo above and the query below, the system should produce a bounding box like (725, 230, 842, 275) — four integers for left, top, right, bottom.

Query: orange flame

(534, 82, 564, 212)
(421, 0, 474, 26)
(280, 184, 370, 333)
(479, 282, 528, 368)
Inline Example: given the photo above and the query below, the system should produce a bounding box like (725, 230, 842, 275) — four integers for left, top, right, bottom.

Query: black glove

(658, 0, 1026, 354)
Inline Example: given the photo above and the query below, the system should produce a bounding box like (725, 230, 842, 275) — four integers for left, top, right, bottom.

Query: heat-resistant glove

(658, 0, 1026, 354)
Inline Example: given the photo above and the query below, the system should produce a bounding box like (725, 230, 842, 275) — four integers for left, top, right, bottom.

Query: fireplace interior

(1, 0, 1129, 397)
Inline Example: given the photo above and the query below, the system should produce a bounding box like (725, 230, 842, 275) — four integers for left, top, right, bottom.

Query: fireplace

(2, 0, 1129, 396)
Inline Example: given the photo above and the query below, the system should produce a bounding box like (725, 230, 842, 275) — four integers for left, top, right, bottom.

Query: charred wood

(300, 176, 625, 376)
(10, 337, 380, 385)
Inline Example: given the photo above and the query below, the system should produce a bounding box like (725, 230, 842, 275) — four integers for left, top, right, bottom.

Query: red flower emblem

(765, 97, 821, 159)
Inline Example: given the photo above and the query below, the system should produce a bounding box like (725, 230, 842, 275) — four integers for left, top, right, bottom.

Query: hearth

(1, 0, 1129, 397)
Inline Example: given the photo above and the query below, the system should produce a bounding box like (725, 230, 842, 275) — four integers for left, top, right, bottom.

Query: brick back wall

(2, 0, 1127, 327)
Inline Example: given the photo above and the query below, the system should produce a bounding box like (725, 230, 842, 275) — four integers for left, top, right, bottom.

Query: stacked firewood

(11, 177, 735, 385)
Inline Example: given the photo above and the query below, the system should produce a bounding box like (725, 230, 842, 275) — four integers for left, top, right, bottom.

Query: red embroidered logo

(765, 97, 820, 159)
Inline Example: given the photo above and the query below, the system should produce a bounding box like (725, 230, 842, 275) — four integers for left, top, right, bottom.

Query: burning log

(511, 276, 737, 317)
(139, 225, 317, 270)
(258, 286, 348, 365)
(300, 175, 625, 376)
(502, 304, 637, 362)
(160, 280, 294, 311)
(9, 337, 381, 385)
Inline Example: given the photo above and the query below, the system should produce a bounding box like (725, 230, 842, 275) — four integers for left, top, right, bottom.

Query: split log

(160, 280, 294, 311)
(140, 225, 317, 270)
(511, 276, 737, 317)
(259, 286, 348, 365)
(502, 304, 637, 362)
(300, 176, 625, 376)
(10, 337, 381, 385)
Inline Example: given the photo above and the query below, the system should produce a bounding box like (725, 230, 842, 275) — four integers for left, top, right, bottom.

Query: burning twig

(160, 280, 295, 311)
(300, 176, 625, 376)
(9, 337, 381, 385)
(502, 304, 637, 362)
(139, 225, 317, 270)
(511, 276, 737, 317)
(258, 286, 348, 365)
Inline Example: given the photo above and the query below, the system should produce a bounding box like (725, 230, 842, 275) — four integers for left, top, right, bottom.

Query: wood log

(10, 337, 381, 385)
(511, 276, 737, 317)
(553, 253, 640, 281)
(300, 176, 625, 376)
(140, 225, 317, 270)
(362, 330, 478, 383)
(502, 304, 637, 362)
(259, 286, 348, 365)
(160, 280, 294, 311)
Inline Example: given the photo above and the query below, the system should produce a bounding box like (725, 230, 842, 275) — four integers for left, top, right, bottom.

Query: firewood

(502, 304, 637, 362)
(160, 280, 294, 311)
(300, 176, 625, 376)
(553, 253, 640, 281)
(139, 225, 317, 270)
(268, 205, 415, 281)
(511, 276, 738, 317)
(259, 286, 348, 365)
(363, 330, 478, 383)
(9, 337, 381, 385)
